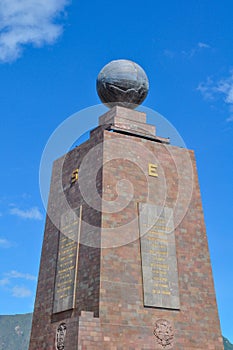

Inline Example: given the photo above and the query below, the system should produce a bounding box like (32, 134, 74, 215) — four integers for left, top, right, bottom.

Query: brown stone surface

(99, 106, 155, 136)
(29, 108, 223, 350)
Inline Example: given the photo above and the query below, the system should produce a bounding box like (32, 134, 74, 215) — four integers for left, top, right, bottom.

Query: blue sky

(0, 0, 233, 342)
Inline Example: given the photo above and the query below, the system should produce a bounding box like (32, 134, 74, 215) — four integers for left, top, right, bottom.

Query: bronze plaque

(139, 203, 180, 309)
(53, 207, 81, 313)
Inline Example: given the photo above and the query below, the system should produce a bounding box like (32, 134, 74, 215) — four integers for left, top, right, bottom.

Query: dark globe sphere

(96, 59, 149, 109)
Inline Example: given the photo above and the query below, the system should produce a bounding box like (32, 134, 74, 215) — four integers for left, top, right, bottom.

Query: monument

(29, 60, 224, 349)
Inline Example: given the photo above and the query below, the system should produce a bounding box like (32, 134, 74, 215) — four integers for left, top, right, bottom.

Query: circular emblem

(153, 319, 174, 348)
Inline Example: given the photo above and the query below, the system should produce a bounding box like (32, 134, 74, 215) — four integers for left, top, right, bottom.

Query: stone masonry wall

(29, 116, 223, 349)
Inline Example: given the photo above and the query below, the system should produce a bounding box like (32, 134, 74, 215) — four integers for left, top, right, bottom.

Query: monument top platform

(99, 105, 170, 144)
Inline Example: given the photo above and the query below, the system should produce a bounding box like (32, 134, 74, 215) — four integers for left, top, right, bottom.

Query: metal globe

(96, 59, 149, 109)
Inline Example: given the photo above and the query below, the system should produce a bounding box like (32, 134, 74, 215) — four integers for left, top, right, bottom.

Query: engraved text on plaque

(53, 207, 81, 313)
(139, 203, 180, 309)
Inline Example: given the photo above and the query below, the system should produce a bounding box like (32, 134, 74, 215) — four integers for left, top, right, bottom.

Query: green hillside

(0, 313, 232, 350)
(224, 337, 233, 350)
(0, 313, 32, 350)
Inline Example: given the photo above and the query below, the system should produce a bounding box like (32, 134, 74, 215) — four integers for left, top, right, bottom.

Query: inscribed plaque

(53, 207, 81, 313)
(139, 203, 180, 309)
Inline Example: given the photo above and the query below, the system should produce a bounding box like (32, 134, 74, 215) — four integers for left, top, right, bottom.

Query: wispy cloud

(198, 42, 211, 49)
(164, 42, 211, 59)
(10, 206, 43, 220)
(226, 114, 233, 122)
(0, 278, 10, 286)
(12, 286, 32, 298)
(0, 238, 13, 248)
(182, 42, 211, 58)
(196, 77, 215, 100)
(197, 70, 233, 122)
(0, 0, 70, 63)
(5, 270, 37, 281)
(163, 49, 175, 59)
(0, 270, 37, 298)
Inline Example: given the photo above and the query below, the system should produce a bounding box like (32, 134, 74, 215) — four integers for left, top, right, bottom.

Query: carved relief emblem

(153, 319, 174, 348)
(56, 323, 67, 350)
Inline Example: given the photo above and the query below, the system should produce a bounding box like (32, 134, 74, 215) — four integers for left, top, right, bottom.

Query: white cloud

(0, 238, 13, 248)
(163, 49, 175, 58)
(197, 71, 233, 122)
(0, 277, 10, 286)
(12, 286, 32, 298)
(216, 76, 233, 104)
(226, 115, 233, 122)
(0, 0, 70, 63)
(10, 206, 43, 220)
(0, 270, 36, 298)
(5, 270, 37, 281)
(197, 77, 215, 100)
(164, 42, 211, 59)
(183, 42, 211, 58)
(198, 42, 211, 49)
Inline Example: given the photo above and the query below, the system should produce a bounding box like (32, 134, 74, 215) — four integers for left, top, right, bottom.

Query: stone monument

(29, 60, 224, 349)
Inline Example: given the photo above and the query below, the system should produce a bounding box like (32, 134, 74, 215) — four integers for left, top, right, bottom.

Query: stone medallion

(153, 319, 174, 349)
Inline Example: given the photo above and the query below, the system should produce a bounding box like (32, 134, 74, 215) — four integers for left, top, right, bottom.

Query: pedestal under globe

(96, 59, 149, 109)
